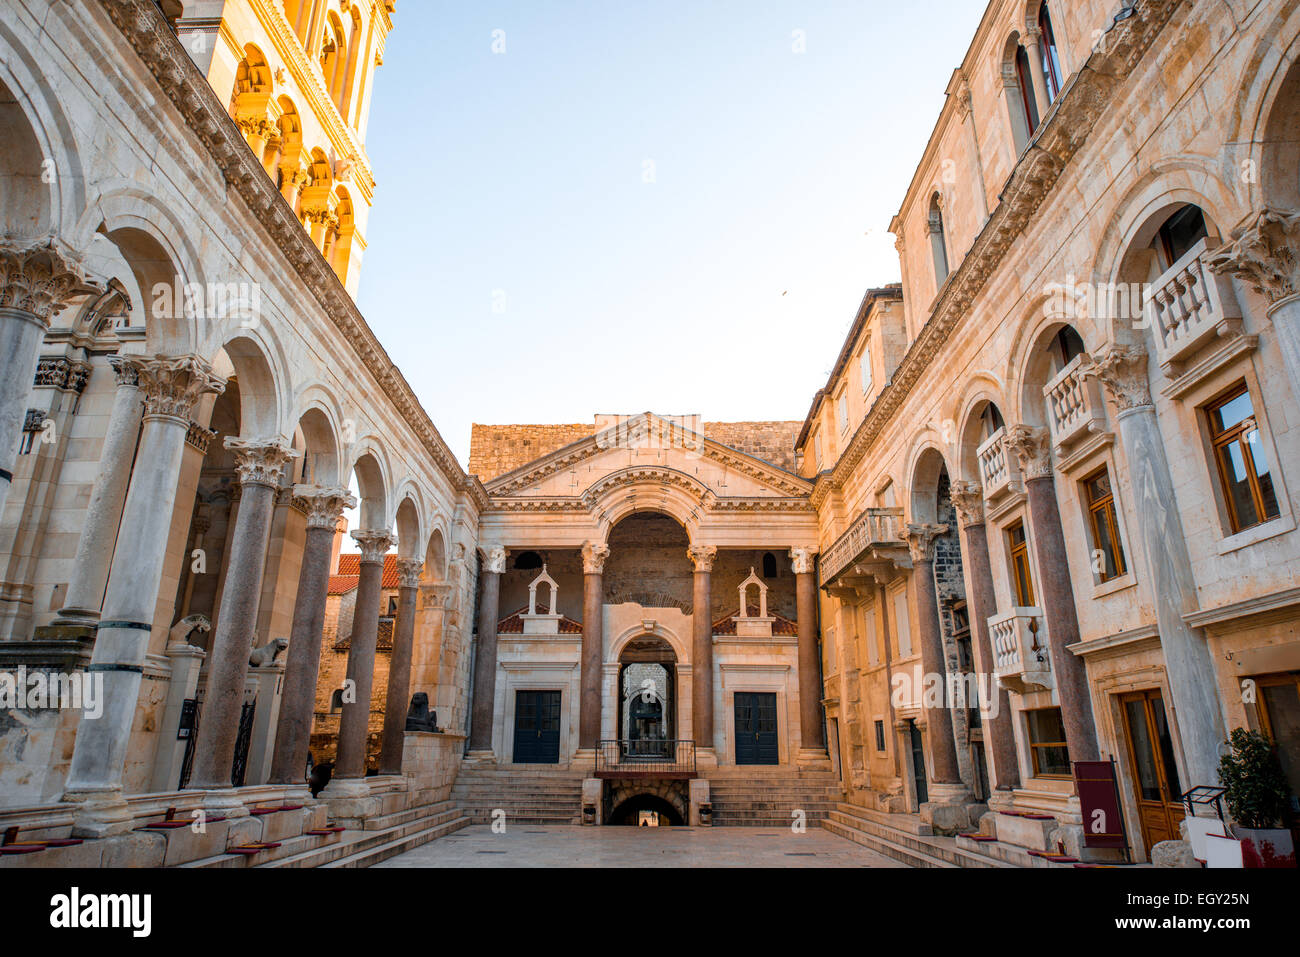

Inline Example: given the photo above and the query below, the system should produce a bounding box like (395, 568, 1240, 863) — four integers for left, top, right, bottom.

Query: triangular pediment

(484, 412, 811, 506)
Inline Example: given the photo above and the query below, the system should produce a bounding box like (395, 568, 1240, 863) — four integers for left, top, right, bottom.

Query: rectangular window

(1007, 521, 1035, 606)
(1207, 385, 1280, 534)
(874, 719, 886, 753)
(1026, 707, 1071, 778)
(824, 625, 837, 675)
(1083, 467, 1127, 582)
(860, 345, 873, 394)
(813, 431, 823, 470)
(893, 587, 911, 657)
(837, 392, 849, 433)
(863, 605, 878, 667)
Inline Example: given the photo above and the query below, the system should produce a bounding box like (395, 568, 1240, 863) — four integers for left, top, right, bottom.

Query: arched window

(928, 193, 950, 287)
(1153, 205, 1209, 271)
(1049, 325, 1086, 373)
(762, 552, 778, 578)
(1015, 43, 1040, 136)
(514, 551, 543, 570)
(1038, 2, 1063, 102)
(979, 402, 1005, 441)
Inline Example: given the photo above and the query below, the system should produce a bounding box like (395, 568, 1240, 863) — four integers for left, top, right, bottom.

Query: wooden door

(1120, 689, 1184, 850)
(734, 692, 779, 765)
(513, 691, 561, 764)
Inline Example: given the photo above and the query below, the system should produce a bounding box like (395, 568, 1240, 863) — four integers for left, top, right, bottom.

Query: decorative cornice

(1083, 344, 1153, 413)
(96, 0, 472, 498)
(34, 356, 92, 393)
(1206, 205, 1300, 305)
(824, 0, 1182, 492)
(352, 528, 394, 564)
(136, 354, 226, 420)
(948, 480, 985, 527)
(226, 437, 299, 489)
(292, 484, 357, 529)
(903, 523, 948, 563)
(581, 541, 610, 575)
(686, 544, 717, 573)
(1004, 424, 1053, 480)
(0, 240, 89, 325)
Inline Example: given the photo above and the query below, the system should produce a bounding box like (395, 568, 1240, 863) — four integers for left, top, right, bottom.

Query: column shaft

(0, 309, 47, 514)
(795, 569, 823, 751)
(912, 556, 963, 785)
(335, 542, 387, 779)
(580, 571, 603, 749)
(691, 567, 713, 748)
(380, 568, 420, 774)
(468, 564, 501, 751)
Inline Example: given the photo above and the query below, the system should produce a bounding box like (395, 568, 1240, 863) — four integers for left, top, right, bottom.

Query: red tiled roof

(711, 608, 798, 636)
(497, 607, 583, 634)
(334, 553, 401, 589)
(333, 618, 395, 652)
(327, 574, 360, 595)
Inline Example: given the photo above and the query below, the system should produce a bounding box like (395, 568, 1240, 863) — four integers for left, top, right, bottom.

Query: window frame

(860, 341, 873, 395)
(1025, 706, 1071, 779)
(1082, 466, 1127, 583)
(1007, 520, 1036, 607)
(1205, 383, 1280, 534)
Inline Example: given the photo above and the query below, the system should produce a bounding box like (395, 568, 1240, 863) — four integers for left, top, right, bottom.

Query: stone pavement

(374, 824, 907, 868)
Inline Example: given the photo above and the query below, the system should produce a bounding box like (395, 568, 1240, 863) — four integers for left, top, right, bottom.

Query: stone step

(822, 816, 957, 868)
(318, 816, 472, 869)
(263, 810, 468, 868)
(826, 806, 1013, 869)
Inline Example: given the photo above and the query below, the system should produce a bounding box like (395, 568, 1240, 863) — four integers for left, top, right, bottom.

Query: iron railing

(595, 739, 697, 777)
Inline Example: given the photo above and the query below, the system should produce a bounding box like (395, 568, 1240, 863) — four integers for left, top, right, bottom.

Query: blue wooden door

(513, 691, 561, 763)
(734, 692, 779, 765)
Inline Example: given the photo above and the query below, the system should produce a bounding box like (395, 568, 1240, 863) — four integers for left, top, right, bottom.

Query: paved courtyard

(375, 825, 906, 868)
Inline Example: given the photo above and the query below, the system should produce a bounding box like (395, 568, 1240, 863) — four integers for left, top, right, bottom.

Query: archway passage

(609, 793, 684, 826)
(618, 635, 677, 758)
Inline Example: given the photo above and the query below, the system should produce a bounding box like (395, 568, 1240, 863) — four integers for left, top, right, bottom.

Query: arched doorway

(618, 635, 677, 759)
(608, 793, 684, 827)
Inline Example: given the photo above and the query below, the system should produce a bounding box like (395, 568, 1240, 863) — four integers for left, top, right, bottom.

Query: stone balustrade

(1042, 354, 1107, 453)
(820, 506, 905, 586)
(1144, 237, 1242, 377)
(976, 427, 1022, 501)
(988, 606, 1051, 694)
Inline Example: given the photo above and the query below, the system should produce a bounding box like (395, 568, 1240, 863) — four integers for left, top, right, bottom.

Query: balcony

(1042, 354, 1108, 454)
(820, 507, 906, 588)
(989, 607, 1051, 695)
(1145, 237, 1243, 378)
(595, 739, 697, 779)
(976, 427, 1023, 502)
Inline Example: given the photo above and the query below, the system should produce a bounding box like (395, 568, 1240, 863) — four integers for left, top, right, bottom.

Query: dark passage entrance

(513, 690, 561, 764)
(909, 719, 929, 805)
(734, 691, 778, 765)
(609, 794, 683, 826)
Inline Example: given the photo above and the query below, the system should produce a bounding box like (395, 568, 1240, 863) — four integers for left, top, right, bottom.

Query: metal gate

(230, 700, 257, 787)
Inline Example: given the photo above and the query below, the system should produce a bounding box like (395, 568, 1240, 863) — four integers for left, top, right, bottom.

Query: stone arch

(610, 621, 688, 667)
(423, 524, 448, 582)
(589, 471, 707, 545)
(607, 788, 686, 826)
(348, 444, 391, 531)
(907, 445, 952, 525)
(954, 377, 1010, 485)
(1013, 309, 1094, 431)
(393, 486, 425, 561)
(286, 384, 346, 485)
(1001, 30, 1037, 154)
(208, 332, 284, 439)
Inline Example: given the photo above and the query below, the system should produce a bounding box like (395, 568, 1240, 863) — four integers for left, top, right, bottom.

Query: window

(1050, 325, 1086, 373)
(1015, 43, 1041, 136)
(513, 550, 543, 570)
(1007, 521, 1035, 606)
(874, 720, 887, 753)
(1207, 385, 1280, 533)
(762, 552, 778, 578)
(892, 587, 911, 657)
(860, 344, 873, 395)
(1155, 205, 1208, 269)
(1026, 707, 1070, 777)
(1083, 467, 1127, 582)
(928, 194, 949, 286)
(1038, 2, 1062, 102)
(385, 596, 398, 616)
(813, 431, 823, 470)
(836, 392, 849, 433)
(1256, 672, 1300, 813)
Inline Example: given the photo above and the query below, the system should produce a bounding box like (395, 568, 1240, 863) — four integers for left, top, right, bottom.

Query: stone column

(332, 528, 394, 781)
(1085, 346, 1226, 787)
(268, 485, 355, 785)
(687, 544, 716, 756)
(791, 547, 828, 761)
(1208, 206, 1300, 405)
(63, 355, 225, 836)
(1004, 425, 1100, 765)
(379, 558, 423, 775)
(949, 481, 1020, 793)
(0, 241, 84, 515)
(53, 355, 145, 625)
(579, 541, 609, 754)
(1022, 26, 1052, 120)
(902, 525, 963, 786)
(188, 439, 298, 796)
(468, 545, 506, 755)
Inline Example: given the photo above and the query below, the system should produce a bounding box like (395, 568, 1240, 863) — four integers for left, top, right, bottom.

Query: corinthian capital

(581, 541, 609, 575)
(1206, 206, 1300, 305)
(351, 528, 394, 564)
(789, 547, 817, 575)
(108, 353, 144, 388)
(1082, 344, 1153, 413)
(397, 558, 424, 589)
(483, 544, 508, 575)
(903, 524, 948, 563)
(948, 480, 985, 527)
(226, 437, 299, 489)
(136, 354, 226, 419)
(686, 544, 717, 572)
(0, 240, 88, 326)
(1004, 424, 1053, 480)
(293, 484, 357, 529)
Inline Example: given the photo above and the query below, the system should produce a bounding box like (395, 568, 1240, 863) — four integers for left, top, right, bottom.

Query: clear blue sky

(355, 1, 988, 469)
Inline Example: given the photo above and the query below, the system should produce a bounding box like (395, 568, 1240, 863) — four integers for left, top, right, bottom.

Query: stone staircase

(822, 803, 1014, 868)
(451, 766, 586, 825)
(704, 768, 840, 826)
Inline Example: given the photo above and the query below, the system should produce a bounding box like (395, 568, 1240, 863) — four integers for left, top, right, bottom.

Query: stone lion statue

(248, 636, 289, 667)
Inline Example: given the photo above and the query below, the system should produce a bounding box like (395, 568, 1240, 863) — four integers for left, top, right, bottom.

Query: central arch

(618, 634, 678, 758)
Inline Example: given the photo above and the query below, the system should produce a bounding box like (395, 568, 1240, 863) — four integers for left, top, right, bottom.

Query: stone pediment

(484, 413, 812, 511)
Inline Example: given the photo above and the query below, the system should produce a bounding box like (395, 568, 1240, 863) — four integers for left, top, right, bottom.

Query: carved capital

(903, 523, 948, 563)
(686, 544, 717, 572)
(226, 437, 299, 488)
(581, 541, 609, 575)
(396, 558, 424, 589)
(1083, 344, 1153, 413)
(789, 547, 817, 575)
(0, 240, 87, 325)
(1206, 206, 1300, 305)
(136, 354, 226, 419)
(1004, 424, 1053, 480)
(482, 544, 508, 575)
(108, 354, 144, 388)
(948, 480, 985, 527)
(185, 421, 217, 454)
(352, 528, 394, 564)
(292, 484, 357, 530)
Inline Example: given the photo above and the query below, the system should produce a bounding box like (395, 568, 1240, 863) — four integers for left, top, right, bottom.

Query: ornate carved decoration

(581, 541, 610, 575)
(352, 528, 395, 564)
(109, 354, 143, 388)
(1083, 344, 1154, 413)
(397, 558, 424, 590)
(226, 437, 299, 489)
(789, 547, 817, 575)
(686, 544, 717, 573)
(136, 354, 226, 420)
(948, 480, 985, 527)
(903, 523, 949, 563)
(184, 421, 217, 454)
(34, 357, 91, 393)
(0, 240, 87, 325)
(292, 485, 357, 530)
(1207, 206, 1300, 305)
(483, 545, 508, 575)
(1004, 424, 1053, 480)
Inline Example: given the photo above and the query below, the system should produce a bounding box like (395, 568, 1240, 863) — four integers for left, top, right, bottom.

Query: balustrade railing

(988, 607, 1051, 694)
(820, 506, 905, 586)
(1043, 354, 1108, 451)
(1145, 237, 1242, 376)
(976, 427, 1022, 500)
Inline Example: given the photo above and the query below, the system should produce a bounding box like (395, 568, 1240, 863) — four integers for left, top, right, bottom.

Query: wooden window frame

(1082, 466, 1127, 582)
(1256, 672, 1300, 742)
(1206, 383, 1279, 534)
(1007, 520, 1036, 606)
(1026, 707, 1071, 779)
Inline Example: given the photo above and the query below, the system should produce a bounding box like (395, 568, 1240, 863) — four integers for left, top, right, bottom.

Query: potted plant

(1217, 728, 1297, 868)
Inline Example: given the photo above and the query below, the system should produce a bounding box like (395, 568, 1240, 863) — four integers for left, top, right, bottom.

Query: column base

(571, 748, 596, 772)
(795, 747, 832, 771)
(319, 776, 383, 822)
(463, 749, 498, 767)
(986, 787, 1017, 814)
(62, 787, 135, 839)
(199, 787, 251, 820)
(695, 746, 718, 770)
(920, 782, 975, 834)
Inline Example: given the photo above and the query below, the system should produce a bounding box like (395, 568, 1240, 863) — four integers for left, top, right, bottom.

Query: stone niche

(520, 566, 562, 635)
(733, 568, 775, 638)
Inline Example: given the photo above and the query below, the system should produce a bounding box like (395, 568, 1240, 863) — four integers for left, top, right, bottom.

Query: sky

(355, 0, 989, 470)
